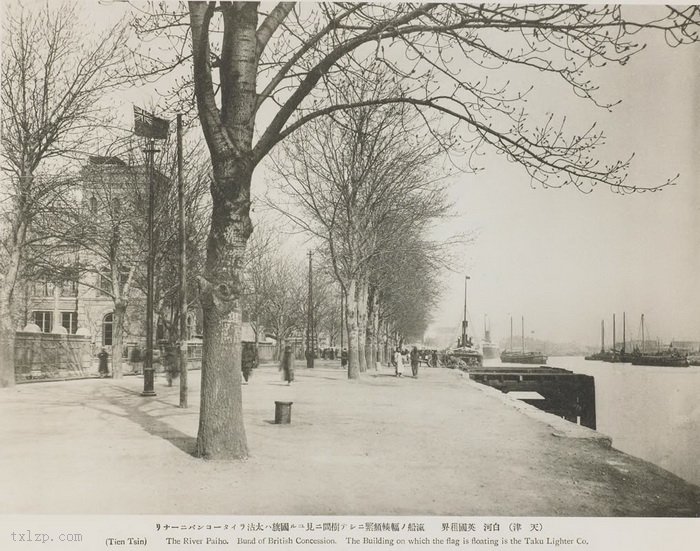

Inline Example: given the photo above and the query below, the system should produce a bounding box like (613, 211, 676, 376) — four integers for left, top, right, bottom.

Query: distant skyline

(426, 26, 699, 348)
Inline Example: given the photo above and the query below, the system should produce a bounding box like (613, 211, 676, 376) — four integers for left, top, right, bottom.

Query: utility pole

(141, 137, 157, 397)
(340, 289, 344, 365)
(306, 251, 314, 369)
(177, 114, 188, 408)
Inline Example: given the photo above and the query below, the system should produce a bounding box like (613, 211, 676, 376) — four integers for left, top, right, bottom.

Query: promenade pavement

(1, 361, 698, 516)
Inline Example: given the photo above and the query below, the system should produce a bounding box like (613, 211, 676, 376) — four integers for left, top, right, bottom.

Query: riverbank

(1, 361, 698, 516)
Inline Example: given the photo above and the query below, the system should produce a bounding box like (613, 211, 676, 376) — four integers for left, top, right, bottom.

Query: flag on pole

(133, 106, 170, 139)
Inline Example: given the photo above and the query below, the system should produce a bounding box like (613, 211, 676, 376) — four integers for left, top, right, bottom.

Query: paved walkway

(1, 362, 698, 516)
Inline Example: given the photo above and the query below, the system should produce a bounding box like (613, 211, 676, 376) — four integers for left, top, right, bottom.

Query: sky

(427, 27, 700, 347)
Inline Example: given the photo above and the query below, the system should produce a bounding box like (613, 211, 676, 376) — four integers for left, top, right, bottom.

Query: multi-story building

(23, 156, 149, 356)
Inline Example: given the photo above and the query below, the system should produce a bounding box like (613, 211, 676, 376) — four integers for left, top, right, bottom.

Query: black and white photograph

(0, 0, 699, 548)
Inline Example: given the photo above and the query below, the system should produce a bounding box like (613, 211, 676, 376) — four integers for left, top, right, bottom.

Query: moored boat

(585, 318, 608, 361)
(628, 314, 689, 367)
(630, 351, 689, 368)
(481, 315, 500, 359)
(500, 316, 547, 365)
(448, 276, 483, 368)
(500, 350, 548, 364)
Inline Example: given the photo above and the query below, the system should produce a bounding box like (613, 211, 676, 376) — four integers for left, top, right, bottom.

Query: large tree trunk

(357, 282, 368, 373)
(190, 2, 259, 460)
(345, 281, 360, 379)
(0, 295, 15, 388)
(195, 162, 252, 460)
(111, 303, 126, 379)
(366, 289, 379, 370)
(0, 235, 23, 388)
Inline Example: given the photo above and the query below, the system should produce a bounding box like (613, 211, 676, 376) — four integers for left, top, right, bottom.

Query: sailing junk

(500, 316, 547, 365)
(629, 314, 689, 367)
(586, 313, 689, 367)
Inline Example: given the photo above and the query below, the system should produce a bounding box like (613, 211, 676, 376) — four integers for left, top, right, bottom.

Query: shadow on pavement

(90, 385, 198, 457)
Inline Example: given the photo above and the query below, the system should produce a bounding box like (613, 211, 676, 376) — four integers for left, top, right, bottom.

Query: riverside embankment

(1, 361, 698, 516)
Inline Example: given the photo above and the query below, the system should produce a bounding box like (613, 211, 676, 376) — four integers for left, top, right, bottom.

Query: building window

(99, 271, 111, 297)
(61, 312, 78, 334)
(103, 313, 113, 346)
(186, 313, 196, 340)
(99, 268, 129, 297)
(60, 280, 79, 297)
(33, 311, 53, 333)
(33, 280, 54, 297)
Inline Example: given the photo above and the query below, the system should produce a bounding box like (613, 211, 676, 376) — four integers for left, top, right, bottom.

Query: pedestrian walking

(280, 344, 295, 385)
(394, 347, 404, 377)
(241, 342, 257, 383)
(97, 348, 109, 378)
(410, 346, 419, 377)
(164, 344, 178, 386)
(431, 350, 438, 368)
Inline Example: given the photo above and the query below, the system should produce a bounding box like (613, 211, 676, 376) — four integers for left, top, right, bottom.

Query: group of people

(392, 347, 440, 377)
(393, 346, 421, 377)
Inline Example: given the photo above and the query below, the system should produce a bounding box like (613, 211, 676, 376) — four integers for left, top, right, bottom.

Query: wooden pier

(467, 366, 597, 429)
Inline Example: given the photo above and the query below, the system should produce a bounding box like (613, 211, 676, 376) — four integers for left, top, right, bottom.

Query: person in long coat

(393, 347, 404, 377)
(241, 343, 257, 383)
(410, 346, 420, 377)
(97, 348, 109, 377)
(280, 344, 295, 384)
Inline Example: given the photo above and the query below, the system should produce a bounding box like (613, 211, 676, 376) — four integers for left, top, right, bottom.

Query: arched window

(102, 313, 113, 346)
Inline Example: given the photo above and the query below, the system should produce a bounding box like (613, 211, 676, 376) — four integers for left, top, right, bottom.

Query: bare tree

(241, 219, 277, 357)
(131, 2, 698, 458)
(0, 1, 129, 387)
(257, 254, 305, 360)
(305, 268, 340, 356)
(271, 99, 451, 379)
(375, 237, 445, 356)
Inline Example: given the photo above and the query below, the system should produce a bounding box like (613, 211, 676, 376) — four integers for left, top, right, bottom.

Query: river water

(485, 356, 700, 487)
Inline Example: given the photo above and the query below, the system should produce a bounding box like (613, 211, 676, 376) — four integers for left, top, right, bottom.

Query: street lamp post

(306, 251, 314, 369)
(133, 106, 169, 398)
(141, 139, 157, 397)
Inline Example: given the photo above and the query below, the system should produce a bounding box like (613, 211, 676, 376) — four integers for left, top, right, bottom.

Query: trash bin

(274, 401, 293, 424)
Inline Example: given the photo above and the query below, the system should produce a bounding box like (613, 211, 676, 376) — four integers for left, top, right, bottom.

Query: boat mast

(613, 313, 616, 353)
(461, 275, 470, 347)
(510, 316, 513, 352)
(601, 319, 605, 353)
(521, 316, 525, 353)
(641, 314, 645, 353)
